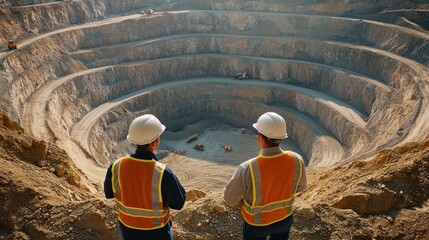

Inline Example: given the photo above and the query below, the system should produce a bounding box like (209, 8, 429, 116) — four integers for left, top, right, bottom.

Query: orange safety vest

(241, 151, 303, 226)
(111, 156, 170, 230)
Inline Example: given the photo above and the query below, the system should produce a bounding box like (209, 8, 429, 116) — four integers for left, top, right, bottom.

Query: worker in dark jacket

(104, 114, 186, 240)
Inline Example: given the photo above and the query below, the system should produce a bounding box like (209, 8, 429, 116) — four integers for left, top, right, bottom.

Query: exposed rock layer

(2, 6, 428, 166)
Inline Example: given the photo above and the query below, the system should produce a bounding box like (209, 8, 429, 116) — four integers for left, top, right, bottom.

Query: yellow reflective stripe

(243, 203, 293, 216)
(248, 157, 266, 224)
(152, 162, 166, 227)
(156, 162, 166, 204)
(116, 200, 169, 218)
(251, 159, 263, 207)
(118, 217, 169, 231)
(112, 158, 123, 199)
(245, 195, 295, 209)
(151, 163, 161, 211)
(242, 197, 295, 215)
(287, 151, 303, 193)
(248, 160, 257, 207)
(243, 195, 295, 208)
(244, 207, 293, 227)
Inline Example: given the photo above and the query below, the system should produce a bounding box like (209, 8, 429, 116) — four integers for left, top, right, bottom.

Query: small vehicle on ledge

(8, 40, 17, 50)
(146, 9, 154, 15)
(186, 133, 198, 143)
(233, 72, 251, 80)
(194, 144, 204, 151)
(224, 145, 232, 152)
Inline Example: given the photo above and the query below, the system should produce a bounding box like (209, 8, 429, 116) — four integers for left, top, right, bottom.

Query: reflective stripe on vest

(111, 156, 170, 230)
(241, 151, 303, 226)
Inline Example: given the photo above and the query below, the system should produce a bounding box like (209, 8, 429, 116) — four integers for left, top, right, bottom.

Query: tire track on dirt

(23, 66, 110, 140)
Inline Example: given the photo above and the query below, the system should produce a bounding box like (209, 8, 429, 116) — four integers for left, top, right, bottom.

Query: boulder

(332, 189, 396, 214)
(23, 140, 48, 162)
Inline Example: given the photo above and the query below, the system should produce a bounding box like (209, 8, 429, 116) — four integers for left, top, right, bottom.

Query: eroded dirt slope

(0, 112, 121, 240)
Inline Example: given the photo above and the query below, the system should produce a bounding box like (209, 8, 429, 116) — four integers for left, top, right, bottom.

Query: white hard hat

(253, 112, 288, 139)
(127, 114, 166, 145)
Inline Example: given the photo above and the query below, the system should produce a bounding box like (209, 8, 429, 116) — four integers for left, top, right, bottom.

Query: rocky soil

(0, 113, 120, 240)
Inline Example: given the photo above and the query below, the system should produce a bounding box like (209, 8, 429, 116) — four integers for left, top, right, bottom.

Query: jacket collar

(259, 146, 283, 156)
(131, 148, 158, 161)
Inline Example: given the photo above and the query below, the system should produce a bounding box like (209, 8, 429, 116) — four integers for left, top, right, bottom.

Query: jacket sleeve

(103, 164, 114, 199)
(223, 163, 247, 207)
(162, 167, 186, 210)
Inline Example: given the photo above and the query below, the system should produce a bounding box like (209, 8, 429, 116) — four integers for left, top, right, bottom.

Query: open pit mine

(1, 0, 429, 239)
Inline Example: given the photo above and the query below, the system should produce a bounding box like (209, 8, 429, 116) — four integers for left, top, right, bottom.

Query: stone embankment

(1, 8, 426, 167)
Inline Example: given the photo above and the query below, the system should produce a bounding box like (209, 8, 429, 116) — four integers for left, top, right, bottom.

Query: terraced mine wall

(1, 0, 429, 172)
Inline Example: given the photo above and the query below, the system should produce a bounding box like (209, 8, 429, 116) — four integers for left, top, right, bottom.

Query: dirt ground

(1, 113, 428, 240)
(160, 119, 304, 192)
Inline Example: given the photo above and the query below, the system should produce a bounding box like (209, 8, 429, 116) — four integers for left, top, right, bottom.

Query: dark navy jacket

(104, 149, 186, 239)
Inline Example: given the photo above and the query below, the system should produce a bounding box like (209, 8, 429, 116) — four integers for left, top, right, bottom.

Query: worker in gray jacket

(224, 112, 307, 240)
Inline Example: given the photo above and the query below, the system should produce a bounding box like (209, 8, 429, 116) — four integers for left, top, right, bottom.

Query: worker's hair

(136, 144, 151, 150)
(136, 138, 159, 150)
(258, 133, 282, 147)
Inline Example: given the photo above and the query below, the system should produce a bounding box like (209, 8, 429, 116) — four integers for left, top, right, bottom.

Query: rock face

(2, 2, 427, 167)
